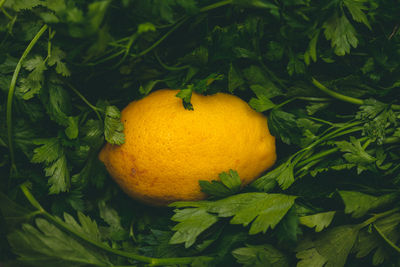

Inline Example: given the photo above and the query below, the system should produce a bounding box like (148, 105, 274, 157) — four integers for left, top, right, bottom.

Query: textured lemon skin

(99, 89, 276, 206)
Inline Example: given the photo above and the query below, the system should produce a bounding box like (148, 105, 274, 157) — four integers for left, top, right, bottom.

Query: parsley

(2, 1, 400, 266)
(104, 105, 124, 145)
(31, 138, 70, 194)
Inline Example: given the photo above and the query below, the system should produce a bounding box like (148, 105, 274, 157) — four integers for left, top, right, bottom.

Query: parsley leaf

(299, 211, 336, 232)
(353, 212, 400, 266)
(31, 138, 70, 194)
(248, 85, 276, 112)
(47, 46, 71, 77)
(7, 217, 112, 267)
(175, 87, 194, 110)
(339, 191, 397, 218)
(343, 0, 371, 30)
(323, 13, 358, 56)
(268, 109, 302, 145)
(170, 207, 218, 248)
(232, 244, 290, 267)
(335, 136, 376, 172)
(170, 193, 296, 247)
(296, 225, 360, 267)
(199, 169, 242, 198)
(104, 105, 125, 145)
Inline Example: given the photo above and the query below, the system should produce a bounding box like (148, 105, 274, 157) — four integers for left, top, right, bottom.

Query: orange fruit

(99, 89, 276, 206)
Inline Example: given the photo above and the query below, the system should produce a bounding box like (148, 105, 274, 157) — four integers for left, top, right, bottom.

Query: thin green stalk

(296, 96, 331, 102)
(273, 98, 296, 109)
(6, 24, 48, 174)
(134, 0, 231, 58)
(311, 77, 364, 105)
(0, 0, 6, 9)
(373, 223, 400, 254)
(20, 184, 213, 266)
(199, 0, 232, 12)
(307, 116, 335, 126)
(154, 51, 189, 71)
(358, 208, 400, 229)
(312, 77, 400, 110)
(296, 147, 339, 169)
(135, 17, 189, 58)
(1, 6, 12, 20)
(65, 82, 103, 122)
(87, 49, 125, 66)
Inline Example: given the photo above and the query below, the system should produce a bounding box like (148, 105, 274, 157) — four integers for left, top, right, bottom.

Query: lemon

(99, 89, 276, 206)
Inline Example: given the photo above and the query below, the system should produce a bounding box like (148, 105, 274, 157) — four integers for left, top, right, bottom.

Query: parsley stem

(312, 77, 400, 110)
(311, 77, 364, 105)
(154, 51, 189, 71)
(20, 183, 213, 266)
(1, 6, 12, 20)
(373, 223, 400, 253)
(65, 82, 103, 122)
(6, 24, 48, 175)
(358, 208, 400, 229)
(200, 0, 232, 12)
(135, 17, 189, 58)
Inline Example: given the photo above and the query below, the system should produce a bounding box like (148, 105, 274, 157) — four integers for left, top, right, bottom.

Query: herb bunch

(1, 0, 400, 266)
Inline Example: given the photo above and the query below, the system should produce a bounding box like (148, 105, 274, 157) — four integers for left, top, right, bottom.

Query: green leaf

(104, 105, 125, 145)
(0, 192, 33, 228)
(31, 138, 70, 194)
(47, 46, 71, 77)
(232, 244, 290, 267)
(62, 212, 102, 243)
(8, 217, 112, 267)
(275, 162, 295, 190)
(299, 211, 336, 232)
(209, 193, 297, 235)
(228, 63, 245, 93)
(275, 206, 301, 244)
(170, 207, 218, 248)
(193, 73, 224, 93)
(44, 83, 72, 127)
(343, 0, 371, 30)
(176, 87, 194, 110)
(248, 85, 276, 112)
(242, 66, 282, 98)
(31, 138, 62, 164)
(45, 154, 70, 194)
(18, 77, 42, 100)
(335, 136, 376, 170)
(339, 191, 397, 218)
(268, 109, 302, 145)
(170, 193, 296, 246)
(139, 80, 163, 95)
(87, 0, 112, 34)
(98, 201, 128, 241)
(24, 55, 47, 81)
(296, 225, 360, 267)
(356, 99, 396, 143)
(323, 13, 358, 56)
(199, 169, 242, 198)
(304, 30, 320, 65)
(250, 167, 278, 192)
(287, 53, 305, 76)
(65, 116, 79, 139)
(137, 22, 156, 34)
(265, 41, 284, 61)
(353, 212, 400, 265)
(296, 248, 327, 267)
(11, 0, 43, 11)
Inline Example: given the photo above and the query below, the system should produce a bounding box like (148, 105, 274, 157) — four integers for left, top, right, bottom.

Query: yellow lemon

(99, 89, 276, 206)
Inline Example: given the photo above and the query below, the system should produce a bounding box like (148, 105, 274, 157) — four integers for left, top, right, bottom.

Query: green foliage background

(1, 0, 400, 266)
